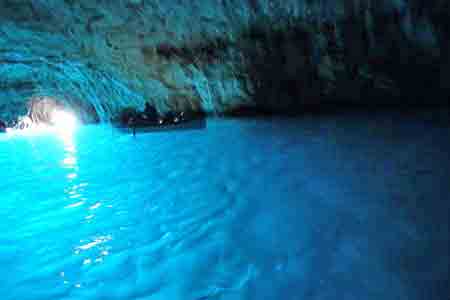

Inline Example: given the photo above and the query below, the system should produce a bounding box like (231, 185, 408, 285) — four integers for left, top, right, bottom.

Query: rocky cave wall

(0, 0, 448, 122)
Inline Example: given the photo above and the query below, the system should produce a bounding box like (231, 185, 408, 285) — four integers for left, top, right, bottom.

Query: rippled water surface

(1, 114, 449, 300)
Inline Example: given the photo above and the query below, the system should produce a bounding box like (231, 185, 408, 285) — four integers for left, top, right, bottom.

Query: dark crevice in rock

(149, 36, 231, 64)
(86, 14, 105, 33)
(0, 81, 35, 91)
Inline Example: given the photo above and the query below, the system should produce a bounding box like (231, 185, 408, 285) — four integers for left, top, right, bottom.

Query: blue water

(0, 115, 449, 300)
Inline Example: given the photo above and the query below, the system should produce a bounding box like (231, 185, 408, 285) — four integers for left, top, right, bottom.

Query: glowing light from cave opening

(5, 109, 78, 138)
(52, 109, 78, 134)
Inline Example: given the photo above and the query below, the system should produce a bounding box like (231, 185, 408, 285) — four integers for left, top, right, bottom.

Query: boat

(115, 117, 207, 134)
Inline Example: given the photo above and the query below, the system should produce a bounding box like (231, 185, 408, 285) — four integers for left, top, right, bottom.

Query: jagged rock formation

(0, 0, 448, 122)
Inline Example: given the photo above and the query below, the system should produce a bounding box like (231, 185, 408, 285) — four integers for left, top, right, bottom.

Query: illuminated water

(0, 114, 449, 300)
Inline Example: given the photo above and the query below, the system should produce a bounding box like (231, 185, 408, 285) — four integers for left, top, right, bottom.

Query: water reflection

(57, 130, 112, 289)
(61, 134, 85, 216)
(76, 235, 113, 252)
(60, 131, 78, 182)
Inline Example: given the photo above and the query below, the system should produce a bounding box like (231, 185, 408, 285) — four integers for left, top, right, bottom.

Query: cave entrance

(22, 96, 78, 133)
(27, 96, 67, 125)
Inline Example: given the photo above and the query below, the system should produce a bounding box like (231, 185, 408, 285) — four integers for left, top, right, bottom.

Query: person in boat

(144, 102, 158, 119)
(0, 119, 6, 133)
(163, 110, 186, 124)
(164, 110, 176, 124)
(140, 102, 159, 124)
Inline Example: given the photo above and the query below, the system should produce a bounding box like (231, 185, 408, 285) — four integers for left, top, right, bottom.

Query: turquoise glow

(51, 110, 78, 134)
(0, 116, 448, 299)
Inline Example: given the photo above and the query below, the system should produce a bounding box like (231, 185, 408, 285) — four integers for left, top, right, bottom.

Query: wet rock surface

(0, 1, 449, 121)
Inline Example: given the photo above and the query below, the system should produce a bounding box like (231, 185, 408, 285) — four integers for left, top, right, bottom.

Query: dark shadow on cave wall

(237, 20, 322, 114)
(241, 11, 450, 114)
(368, 7, 444, 101)
(148, 8, 450, 115)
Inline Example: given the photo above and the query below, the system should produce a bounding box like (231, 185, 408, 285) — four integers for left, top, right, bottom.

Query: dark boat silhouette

(116, 116, 206, 134)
